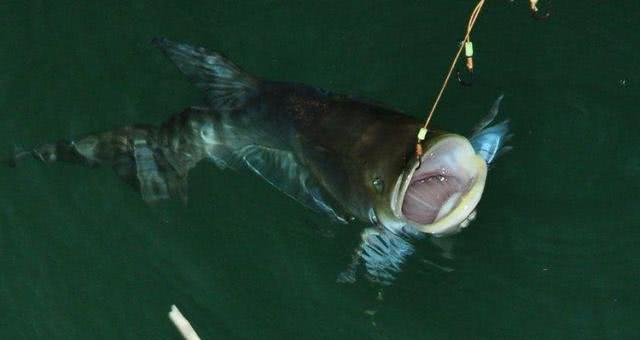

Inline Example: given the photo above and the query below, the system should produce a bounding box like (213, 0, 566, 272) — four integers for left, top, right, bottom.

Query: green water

(1, 1, 638, 339)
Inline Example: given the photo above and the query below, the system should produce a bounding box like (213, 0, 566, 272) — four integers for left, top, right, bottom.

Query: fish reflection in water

(14, 38, 510, 285)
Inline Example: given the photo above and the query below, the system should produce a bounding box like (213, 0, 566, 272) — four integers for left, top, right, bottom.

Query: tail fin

(470, 95, 512, 164)
(26, 130, 189, 204)
(152, 37, 257, 113)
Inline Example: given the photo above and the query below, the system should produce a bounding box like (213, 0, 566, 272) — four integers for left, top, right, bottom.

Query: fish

(16, 38, 510, 284)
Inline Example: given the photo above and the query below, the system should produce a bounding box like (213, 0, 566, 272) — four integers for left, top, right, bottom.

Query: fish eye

(372, 177, 384, 193)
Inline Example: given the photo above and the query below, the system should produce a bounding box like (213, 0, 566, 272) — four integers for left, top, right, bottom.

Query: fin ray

(337, 227, 415, 285)
(470, 95, 512, 164)
(238, 145, 348, 224)
(153, 37, 257, 112)
(471, 93, 504, 134)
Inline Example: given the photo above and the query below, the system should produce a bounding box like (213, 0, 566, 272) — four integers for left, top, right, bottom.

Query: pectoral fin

(239, 145, 348, 224)
(337, 227, 415, 285)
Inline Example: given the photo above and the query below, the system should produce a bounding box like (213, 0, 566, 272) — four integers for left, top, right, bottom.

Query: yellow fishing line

(416, 0, 486, 157)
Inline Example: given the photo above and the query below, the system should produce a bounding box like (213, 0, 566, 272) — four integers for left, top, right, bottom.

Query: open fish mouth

(392, 135, 487, 235)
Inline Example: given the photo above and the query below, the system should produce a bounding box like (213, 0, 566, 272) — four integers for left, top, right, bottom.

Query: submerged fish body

(24, 38, 510, 284)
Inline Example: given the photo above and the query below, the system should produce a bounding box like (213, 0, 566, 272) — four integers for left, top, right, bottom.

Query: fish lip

(391, 134, 487, 235)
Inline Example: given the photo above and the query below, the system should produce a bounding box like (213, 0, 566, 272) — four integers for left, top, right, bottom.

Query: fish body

(23, 38, 510, 284)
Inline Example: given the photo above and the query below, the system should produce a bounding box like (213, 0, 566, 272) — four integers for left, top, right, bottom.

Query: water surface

(1, 1, 638, 339)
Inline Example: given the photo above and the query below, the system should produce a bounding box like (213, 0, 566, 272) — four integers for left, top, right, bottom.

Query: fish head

(380, 133, 487, 236)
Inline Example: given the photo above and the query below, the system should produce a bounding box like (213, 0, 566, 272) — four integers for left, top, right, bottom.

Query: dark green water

(1, 1, 638, 339)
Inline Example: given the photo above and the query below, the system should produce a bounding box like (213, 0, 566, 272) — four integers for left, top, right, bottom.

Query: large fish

(14, 38, 510, 284)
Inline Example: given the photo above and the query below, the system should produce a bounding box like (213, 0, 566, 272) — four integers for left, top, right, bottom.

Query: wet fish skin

(16, 38, 510, 285)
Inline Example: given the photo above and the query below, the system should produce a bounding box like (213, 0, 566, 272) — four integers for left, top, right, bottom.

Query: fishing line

(416, 0, 486, 160)
(415, 0, 547, 160)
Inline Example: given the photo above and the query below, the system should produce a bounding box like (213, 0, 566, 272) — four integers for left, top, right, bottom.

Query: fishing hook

(456, 41, 475, 86)
(415, 144, 423, 169)
(456, 67, 474, 87)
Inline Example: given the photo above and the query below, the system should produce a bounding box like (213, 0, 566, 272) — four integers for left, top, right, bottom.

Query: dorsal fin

(153, 37, 257, 113)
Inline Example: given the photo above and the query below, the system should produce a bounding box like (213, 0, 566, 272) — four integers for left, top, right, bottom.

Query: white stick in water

(169, 305, 202, 340)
